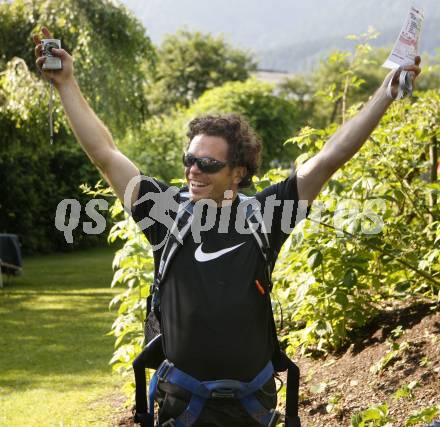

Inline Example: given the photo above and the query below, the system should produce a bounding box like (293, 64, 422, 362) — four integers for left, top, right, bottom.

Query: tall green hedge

(0, 58, 108, 253)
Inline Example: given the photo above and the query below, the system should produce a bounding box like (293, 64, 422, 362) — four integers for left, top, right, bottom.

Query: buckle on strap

(211, 388, 236, 399)
(157, 361, 174, 382)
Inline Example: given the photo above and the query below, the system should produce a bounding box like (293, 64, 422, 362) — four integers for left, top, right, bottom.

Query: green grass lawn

(0, 246, 125, 426)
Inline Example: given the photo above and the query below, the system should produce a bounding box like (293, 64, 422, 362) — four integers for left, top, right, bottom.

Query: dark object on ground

(0, 233, 22, 287)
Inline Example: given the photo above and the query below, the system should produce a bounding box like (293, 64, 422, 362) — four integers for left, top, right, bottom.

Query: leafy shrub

(105, 199, 153, 398)
(268, 89, 440, 355)
(351, 403, 391, 427)
(405, 405, 440, 426)
(351, 402, 440, 426)
(121, 111, 186, 183)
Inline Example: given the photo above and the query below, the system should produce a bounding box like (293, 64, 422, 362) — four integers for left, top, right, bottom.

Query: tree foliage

(0, 0, 155, 252)
(105, 199, 151, 396)
(280, 30, 390, 128)
(0, 0, 155, 135)
(0, 58, 107, 253)
(147, 29, 256, 114)
(278, 74, 315, 128)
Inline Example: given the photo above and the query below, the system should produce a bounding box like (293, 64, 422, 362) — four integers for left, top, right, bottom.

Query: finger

(391, 67, 402, 85)
(34, 43, 43, 58)
(50, 48, 68, 59)
(403, 64, 421, 76)
(36, 56, 46, 70)
(41, 26, 53, 38)
(32, 34, 41, 46)
(35, 58, 54, 79)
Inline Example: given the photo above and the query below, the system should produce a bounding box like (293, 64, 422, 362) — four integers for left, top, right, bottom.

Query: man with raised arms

(33, 26, 421, 427)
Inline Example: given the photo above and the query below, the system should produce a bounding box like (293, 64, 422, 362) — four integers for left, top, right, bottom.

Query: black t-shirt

(132, 172, 305, 381)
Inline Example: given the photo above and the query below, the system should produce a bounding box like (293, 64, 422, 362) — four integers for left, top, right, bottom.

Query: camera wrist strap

(386, 69, 414, 101)
(49, 79, 54, 144)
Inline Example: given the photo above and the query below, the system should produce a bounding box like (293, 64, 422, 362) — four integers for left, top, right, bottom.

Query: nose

(188, 162, 202, 175)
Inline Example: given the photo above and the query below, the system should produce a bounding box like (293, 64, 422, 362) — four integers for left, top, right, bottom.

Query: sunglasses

(182, 153, 227, 173)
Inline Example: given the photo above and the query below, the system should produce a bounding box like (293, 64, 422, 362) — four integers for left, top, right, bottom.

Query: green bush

(272, 89, 440, 355)
(120, 111, 186, 183)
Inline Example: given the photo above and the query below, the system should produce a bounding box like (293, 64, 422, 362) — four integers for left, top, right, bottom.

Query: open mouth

(190, 180, 209, 190)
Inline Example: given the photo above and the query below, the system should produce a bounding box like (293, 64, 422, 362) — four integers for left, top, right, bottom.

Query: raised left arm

(296, 59, 421, 204)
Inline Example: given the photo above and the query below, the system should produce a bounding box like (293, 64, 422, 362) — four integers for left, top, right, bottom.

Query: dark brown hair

(186, 114, 262, 187)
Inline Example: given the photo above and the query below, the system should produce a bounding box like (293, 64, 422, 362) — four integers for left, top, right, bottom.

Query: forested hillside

(120, 0, 440, 71)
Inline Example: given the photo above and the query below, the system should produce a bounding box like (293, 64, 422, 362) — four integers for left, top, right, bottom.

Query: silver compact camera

(42, 39, 62, 70)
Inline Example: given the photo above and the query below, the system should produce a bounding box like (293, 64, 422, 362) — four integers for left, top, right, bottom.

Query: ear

(232, 166, 247, 185)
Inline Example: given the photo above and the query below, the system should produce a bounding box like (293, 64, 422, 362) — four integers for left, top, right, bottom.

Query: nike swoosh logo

(195, 242, 246, 262)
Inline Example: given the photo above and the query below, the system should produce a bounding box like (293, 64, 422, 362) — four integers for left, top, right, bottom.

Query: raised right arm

(33, 27, 140, 207)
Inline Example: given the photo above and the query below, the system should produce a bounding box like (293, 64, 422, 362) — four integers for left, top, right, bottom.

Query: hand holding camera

(33, 26, 74, 87)
(33, 26, 75, 144)
(41, 39, 62, 70)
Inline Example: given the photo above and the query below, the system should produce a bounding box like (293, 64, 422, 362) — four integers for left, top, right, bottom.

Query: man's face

(185, 134, 245, 205)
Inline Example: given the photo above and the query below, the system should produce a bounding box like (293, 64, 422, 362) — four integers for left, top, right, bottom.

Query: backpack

(133, 190, 301, 427)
